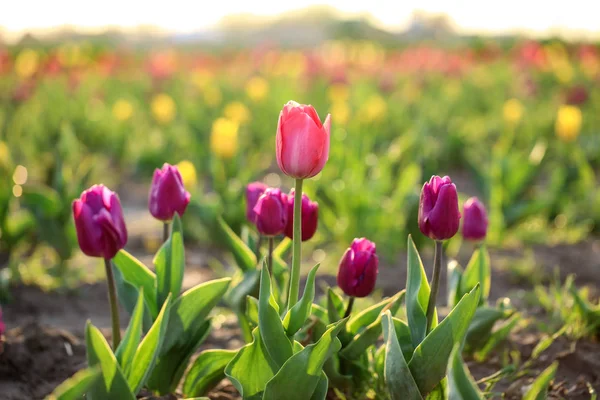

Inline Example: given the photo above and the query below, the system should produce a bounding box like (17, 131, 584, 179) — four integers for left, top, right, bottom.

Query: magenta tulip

(149, 163, 191, 221)
(418, 175, 461, 241)
(462, 197, 488, 241)
(246, 182, 268, 223)
(276, 101, 331, 179)
(284, 189, 318, 241)
(0, 306, 5, 337)
(72, 185, 128, 259)
(253, 188, 288, 236)
(337, 238, 379, 298)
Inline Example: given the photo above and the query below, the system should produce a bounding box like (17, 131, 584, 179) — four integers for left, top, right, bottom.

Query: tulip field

(0, 38, 600, 399)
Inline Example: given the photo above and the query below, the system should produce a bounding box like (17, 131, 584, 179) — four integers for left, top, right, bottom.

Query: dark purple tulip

(0, 306, 5, 337)
(418, 175, 461, 241)
(73, 185, 128, 259)
(253, 188, 288, 236)
(246, 182, 268, 223)
(462, 197, 488, 241)
(284, 189, 318, 242)
(149, 163, 191, 221)
(337, 238, 379, 298)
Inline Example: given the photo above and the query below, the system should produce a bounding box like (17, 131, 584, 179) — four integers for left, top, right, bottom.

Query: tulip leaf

(475, 313, 520, 361)
(311, 304, 328, 322)
(183, 349, 237, 397)
(406, 235, 436, 348)
(460, 246, 490, 305)
(225, 328, 278, 400)
(464, 307, 513, 351)
(327, 288, 345, 323)
(448, 344, 484, 400)
(392, 317, 415, 362)
(46, 368, 100, 400)
(283, 263, 320, 336)
(340, 315, 383, 361)
(20, 184, 62, 217)
(347, 290, 405, 335)
(127, 294, 171, 394)
(154, 213, 185, 309)
(262, 319, 347, 400)
(246, 295, 259, 326)
(381, 312, 423, 400)
(115, 288, 145, 376)
(113, 250, 158, 318)
(258, 262, 293, 368)
(273, 237, 292, 258)
(113, 264, 154, 332)
(310, 373, 329, 400)
(408, 285, 481, 395)
(217, 216, 257, 272)
(523, 362, 558, 400)
(85, 322, 136, 400)
(446, 260, 463, 308)
(226, 269, 260, 313)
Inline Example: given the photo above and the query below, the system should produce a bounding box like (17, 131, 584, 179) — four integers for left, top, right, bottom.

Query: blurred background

(1, 1, 599, 290)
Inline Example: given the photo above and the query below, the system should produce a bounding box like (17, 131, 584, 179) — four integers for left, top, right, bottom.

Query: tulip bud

(72, 185, 128, 259)
(337, 238, 379, 298)
(149, 163, 191, 221)
(418, 175, 461, 241)
(246, 181, 268, 223)
(284, 189, 318, 241)
(462, 197, 488, 241)
(276, 101, 331, 179)
(253, 188, 288, 236)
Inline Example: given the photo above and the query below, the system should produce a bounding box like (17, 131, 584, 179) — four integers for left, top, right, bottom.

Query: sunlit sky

(1, 0, 599, 38)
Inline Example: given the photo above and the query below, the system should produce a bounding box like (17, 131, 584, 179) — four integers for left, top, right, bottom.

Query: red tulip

(246, 182, 268, 223)
(253, 188, 288, 236)
(73, 185, 128, 259)
(462, 197, 488, 241)
(418, 175, 461, 241)
(337, 238, 379, 298)
(284, 189, 318, 241)
(276, 101, 331, 179)
(149, 163, 191, 221)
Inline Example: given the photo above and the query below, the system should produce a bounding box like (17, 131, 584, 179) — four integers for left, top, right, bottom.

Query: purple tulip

(462, 197, 488, 241)
(0, 306, 5, 337)
(149, 163, 191, 221)
(246, 182, 268, 223)
(253, 188, 288, 236)
(72, 185, 128, 259)
(284, 189, 318, 242)
(418, 175, 461, 241)
(337, 238, 379, 298)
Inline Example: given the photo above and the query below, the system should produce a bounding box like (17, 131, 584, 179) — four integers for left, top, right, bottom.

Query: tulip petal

(73, 201, 103, 257)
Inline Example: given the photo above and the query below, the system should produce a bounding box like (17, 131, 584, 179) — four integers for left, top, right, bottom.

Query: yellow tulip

(361, 95, 387, 123)
(555, 105, 582, 142)
(15, 49, 39, 79)
(151, 94, 176, 124)
(331, 102, 350, 125)
(211, 118, 239, 159)
(503, 99, 524, 126)
(245, 76, 269, 102)
(176, 160, 198, 188)
(112, 99, 134, 122)
(224, 101, 251, 124)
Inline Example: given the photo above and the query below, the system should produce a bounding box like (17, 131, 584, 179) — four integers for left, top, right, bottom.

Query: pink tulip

(284, 189, 318, 242)
(149, 163, 191, 221)
(462, 197, 488, 241)
(418, 175, 461, 241)
(276, 101, 331, 179)
(337, 238, 379, 298)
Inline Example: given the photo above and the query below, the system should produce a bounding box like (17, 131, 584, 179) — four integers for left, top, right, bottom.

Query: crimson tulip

(253, 188, 288, 236)
(462, 197, 488, 241)
(149, 163, 191, 221)
(418, 175, 461, 241)
(284, 189, 318, 242)
(337, 238, 379, 298)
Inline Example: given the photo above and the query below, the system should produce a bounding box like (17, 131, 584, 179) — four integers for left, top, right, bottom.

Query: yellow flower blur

(224, 101, 251, 124)
(203, 85, 222, 108)
(211, 118, 239, 159)
(503, 99, 523, 126)
(15, 49, 39, 79)
(151, 94, 176, 124)
(176, 160, 197, 188)
(245, 76, 269, 102)
(361, 95, 387, 123)
(112, 99, 134, 122)
(555, 105, 582, 142)
(331, 102, 350, 125)
(328, 84, 350, 103)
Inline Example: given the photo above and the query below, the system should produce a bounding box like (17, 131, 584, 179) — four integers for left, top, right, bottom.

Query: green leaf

(262, 319, 348, 400)
(85, 322, 135, 400)
(311, 304, 328, 323)
(406, 235, 435, 348)
(408, 285, 481, 396)
(115, 288, 145, 376)
(46, 368, 100, 400)
(20, 185, 62, 216)
(523, 362, 558, 400)
(246, 295, 259, 326)
(283, 263, 320, 336)
(392, 317, 415, 362)
(475, 313, 520, 361)
(347, 290, 405, 335)
(446, 260, 463, 308)
(273, 237, 292, 259)
(258, 262, 293, 368)
(183, 349, 237, 397)
(460, 246, 490, 305)
(340, 315, 382, 361)
(154, 213, 185, 309)
(113, 264, 153, 332)
(381, 312, 423, 400)
(127, 294, 172, 394)
(464, 307, 512, 351)
(448, 345, 484, 400)
(113, 250, 158, 318)
(225, 328, 278, 399)
(226, 269, 260, 313)
(309, 373, 329, 400)
(327, 288, 345, 323)
(218, 216, 257, 272)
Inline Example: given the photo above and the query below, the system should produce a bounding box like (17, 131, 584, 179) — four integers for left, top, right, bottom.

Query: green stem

(287, 178, 304, 311)
(104, 258, 121, 349)
(343, 296, 355, 319)
(268, 237, 274, 277)
(426, 240, 443, 334)
(163, 222, 170, 243)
